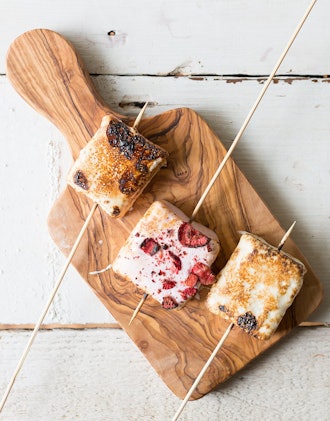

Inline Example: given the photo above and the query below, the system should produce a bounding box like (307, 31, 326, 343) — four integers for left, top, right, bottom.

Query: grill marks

(105, 119, 168, 196)
(107, 120, 167, 174)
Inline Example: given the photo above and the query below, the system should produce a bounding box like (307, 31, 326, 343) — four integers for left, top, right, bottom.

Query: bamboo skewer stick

(191, 0, 317, 219)
(128, 0, 317, 325)
(171, 221, 298, 421)
(132, 101, 148, 130)
(172, 322, 234, 421)
(0, 104, 149, 413)
(0, 202, 97, 413)
(277, 221, 296, 250)
(129, 293, 148, 325)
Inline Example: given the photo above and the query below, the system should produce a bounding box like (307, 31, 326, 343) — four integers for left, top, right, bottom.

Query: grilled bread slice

(67, 115, 168, 217)
(206, 232, 306, 340)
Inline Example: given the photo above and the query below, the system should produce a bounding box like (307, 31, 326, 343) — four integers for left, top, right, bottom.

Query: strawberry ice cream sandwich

(112, 200, 220, 309)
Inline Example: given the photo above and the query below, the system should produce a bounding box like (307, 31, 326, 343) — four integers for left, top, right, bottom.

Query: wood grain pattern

(6, 29, 323, 400)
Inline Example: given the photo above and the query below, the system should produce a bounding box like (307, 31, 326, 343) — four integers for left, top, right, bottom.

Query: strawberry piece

(191, 262, 216, 285)
(162, 280, 177, 290)
(180, 287, 198, 300)
(140, 238, 160, 256)
(168, 251, 182, 271)
(184, 273, 198, 287)
(162, 296, 178, 309)
(191, 262, 208, 277)
(203, 272, 215, 285)
(178, 222, 210, 248)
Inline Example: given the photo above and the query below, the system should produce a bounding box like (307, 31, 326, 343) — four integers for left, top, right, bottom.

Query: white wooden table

(0, 1, 329, 420)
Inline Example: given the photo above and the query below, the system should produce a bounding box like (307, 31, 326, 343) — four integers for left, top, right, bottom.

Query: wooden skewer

(278, 221, 296, 250)
(132, 101, 149, 131)
(128, 0, 317, 325)
(171, 221, 298, 421)
(191, 0, 317, 219)
(172, 322, 234, 421)
(277, 221, 297, 251)
(0, 202, 98, 413)
(129, 293, 148, 325)
(0, 104, 149, 413)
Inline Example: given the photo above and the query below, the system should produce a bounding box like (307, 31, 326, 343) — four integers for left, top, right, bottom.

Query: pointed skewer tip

(129, 293, 148, 325)
(278, 220, 296, 251)
(132, 101, 149, 130)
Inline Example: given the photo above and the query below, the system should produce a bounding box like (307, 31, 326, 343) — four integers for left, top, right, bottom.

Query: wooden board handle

(6, 29, 121, 159)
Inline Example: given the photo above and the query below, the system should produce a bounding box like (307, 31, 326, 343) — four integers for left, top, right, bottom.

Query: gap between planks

(0, 323, 121, 330)
(87, 73, 329, 79)
(0, 322, 328, 331)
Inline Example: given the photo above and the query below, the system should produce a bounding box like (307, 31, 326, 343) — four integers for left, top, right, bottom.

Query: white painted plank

(0, 328, 329, 420)
(0, 77, 115, 325)
(1, 75, 328, 324)
(0, 0, 329, 75)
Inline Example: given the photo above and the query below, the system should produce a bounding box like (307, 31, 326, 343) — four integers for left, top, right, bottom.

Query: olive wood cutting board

(6, 29, 323, 400)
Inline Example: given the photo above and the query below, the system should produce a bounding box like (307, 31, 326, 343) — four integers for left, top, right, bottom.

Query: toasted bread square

(206, 233, 306, 340)
(67, 115, 168, 217)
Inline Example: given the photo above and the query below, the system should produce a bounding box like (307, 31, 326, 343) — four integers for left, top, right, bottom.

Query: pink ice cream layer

(112, 200, 220, 309)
